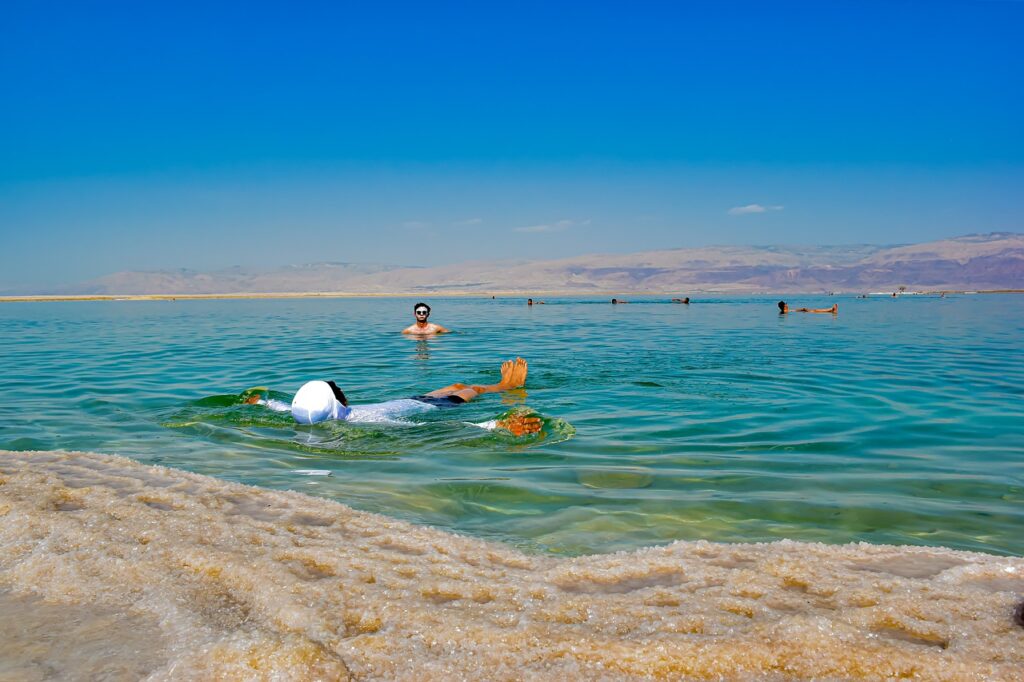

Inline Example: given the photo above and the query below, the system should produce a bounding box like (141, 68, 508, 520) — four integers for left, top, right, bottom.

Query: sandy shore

(1, 449, 1022, 680)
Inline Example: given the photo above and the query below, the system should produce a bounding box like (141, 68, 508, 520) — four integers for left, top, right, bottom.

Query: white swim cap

(291, 380, 350, 424)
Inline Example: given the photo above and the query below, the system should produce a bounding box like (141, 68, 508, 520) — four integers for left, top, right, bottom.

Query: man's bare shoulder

(403, 323, 449, 335)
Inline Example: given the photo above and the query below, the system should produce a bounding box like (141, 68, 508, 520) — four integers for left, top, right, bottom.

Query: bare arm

(471, 413, 542, 435)
(496, 413, 541, 435)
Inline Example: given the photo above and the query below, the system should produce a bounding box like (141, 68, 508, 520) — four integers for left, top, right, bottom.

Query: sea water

(1, 295, 1022, 556)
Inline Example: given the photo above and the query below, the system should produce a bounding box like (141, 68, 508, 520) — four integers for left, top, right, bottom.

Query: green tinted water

(1, 295, 1022, 555)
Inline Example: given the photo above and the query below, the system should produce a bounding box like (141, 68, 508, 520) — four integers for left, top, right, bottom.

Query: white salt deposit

(1, 450, 1022, 680)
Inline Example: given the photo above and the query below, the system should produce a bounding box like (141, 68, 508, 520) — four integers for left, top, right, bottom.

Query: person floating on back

(611, 298, 629, 304)
(527, 298, 545, 305)
(247, 357, 541, 436)
(778, 301, 838, 314)
(672, 297, 690, 304)
(402, 302, 450, 335)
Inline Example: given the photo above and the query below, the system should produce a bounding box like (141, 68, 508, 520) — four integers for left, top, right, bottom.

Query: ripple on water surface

(0, 295, 1022, 555)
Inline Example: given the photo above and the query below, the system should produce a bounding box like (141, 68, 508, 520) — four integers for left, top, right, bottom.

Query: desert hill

(44, 232, 1024, 295)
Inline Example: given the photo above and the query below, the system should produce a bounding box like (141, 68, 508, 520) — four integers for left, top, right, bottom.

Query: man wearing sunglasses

(402, 302, 450, 336)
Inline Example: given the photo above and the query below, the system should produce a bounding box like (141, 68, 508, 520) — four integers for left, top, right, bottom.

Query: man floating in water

(247, 358, 541, 436)
(402, 302, 450, 336)
(778, 301, 838, 314)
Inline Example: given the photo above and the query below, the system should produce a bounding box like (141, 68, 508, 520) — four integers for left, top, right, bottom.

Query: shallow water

(1, 295, 1022, 555)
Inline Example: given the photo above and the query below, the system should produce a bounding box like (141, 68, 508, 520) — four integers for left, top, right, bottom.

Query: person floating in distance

(527, 298, 545, 305)
(672, 297, 690, 304)
(246, 358, 541, 436)
(778, 301, 838, 314)
(611, 298, 629, 304)
(402, 302, 450, 335)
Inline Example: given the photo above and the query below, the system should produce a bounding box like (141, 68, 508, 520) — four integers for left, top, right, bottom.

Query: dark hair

(325, 380, 347, 406)
(777, 300, 786, 312)
(414, 302, 431, 314)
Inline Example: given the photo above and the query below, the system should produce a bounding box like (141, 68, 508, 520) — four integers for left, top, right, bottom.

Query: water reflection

(413, 338, 431, 361)
(501, 388, 528, 406)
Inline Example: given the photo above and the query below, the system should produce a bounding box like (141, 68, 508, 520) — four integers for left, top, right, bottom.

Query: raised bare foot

(496, 413, 542, 436)
(507, 357, 528, 388)
(499, 359, 514, 385)
(517, 357, 529, 385)
(499, 357, 528, 388)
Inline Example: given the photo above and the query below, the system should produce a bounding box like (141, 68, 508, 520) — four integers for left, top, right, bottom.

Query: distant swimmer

(402, 302, 450, 336)
(247, 358, 541, 436)
(611, 298, 629, 304)
(778, 301, 838, 314)
(527, 298, 546, 305)
(672, 297, 690, 304)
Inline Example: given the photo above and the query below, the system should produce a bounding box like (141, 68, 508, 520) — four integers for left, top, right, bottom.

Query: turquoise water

(1, 296, 1022, 556)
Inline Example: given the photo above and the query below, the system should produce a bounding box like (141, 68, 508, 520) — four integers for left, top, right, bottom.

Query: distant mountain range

(36, 232, 1024, 296)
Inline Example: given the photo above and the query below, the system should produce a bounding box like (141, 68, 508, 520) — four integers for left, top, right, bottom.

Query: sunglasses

(415, 309, 429, 315)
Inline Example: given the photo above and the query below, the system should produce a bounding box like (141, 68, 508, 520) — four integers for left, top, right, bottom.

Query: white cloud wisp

(728, 204, 784, 216)
(513, 218, 590, 234)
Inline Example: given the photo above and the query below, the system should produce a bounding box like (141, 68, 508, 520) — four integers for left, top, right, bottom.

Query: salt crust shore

(1, 450, 1022, 680)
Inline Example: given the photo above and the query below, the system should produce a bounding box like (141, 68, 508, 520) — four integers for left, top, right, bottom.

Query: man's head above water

(403, 302, 450, 335)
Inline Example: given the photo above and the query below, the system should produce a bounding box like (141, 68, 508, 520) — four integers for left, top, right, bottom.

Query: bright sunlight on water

(1, 295, 1022, 555)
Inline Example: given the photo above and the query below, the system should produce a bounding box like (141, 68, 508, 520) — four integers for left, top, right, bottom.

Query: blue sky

(1, 0, 1022, 289)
